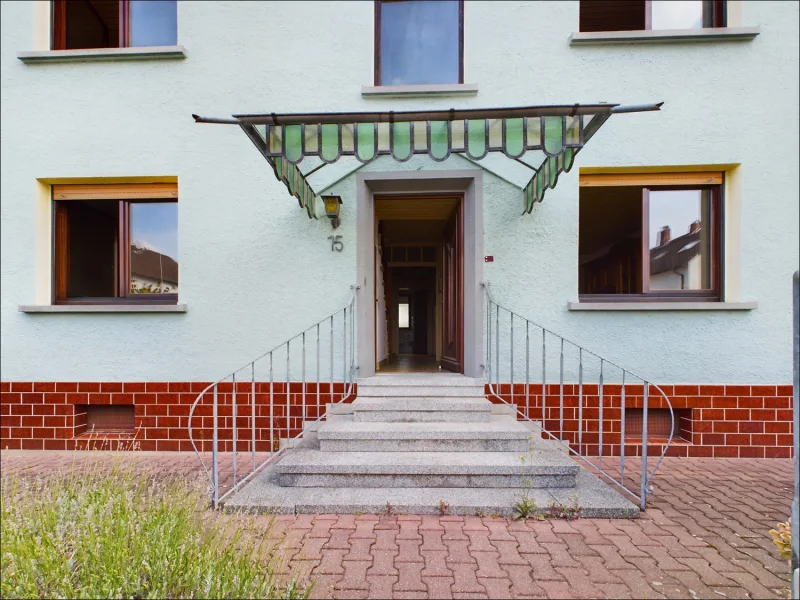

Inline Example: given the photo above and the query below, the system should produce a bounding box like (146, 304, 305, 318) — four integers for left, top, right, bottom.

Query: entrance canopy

(193, 102, 662, 217)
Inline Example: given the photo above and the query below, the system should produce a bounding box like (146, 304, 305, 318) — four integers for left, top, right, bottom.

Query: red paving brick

(1, 451, 793, 599)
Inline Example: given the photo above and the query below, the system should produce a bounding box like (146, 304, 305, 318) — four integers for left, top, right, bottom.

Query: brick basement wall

(486, 383, 794, 458)
(0, 382, 793, 457)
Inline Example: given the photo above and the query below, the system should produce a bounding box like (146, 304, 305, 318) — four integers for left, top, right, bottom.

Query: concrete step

(352, 397, 492, 423)
(277, 448, 578, 488)
(317, 418, 531, 452)
(357, 384, 485, 398)
(358, 374, 485, 387)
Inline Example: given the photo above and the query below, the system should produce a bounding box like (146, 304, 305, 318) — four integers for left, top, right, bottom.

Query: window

(375, 0, 463, 86)
(52, 183, 178, 304)
(82, 405, 135, 434)
(578, 172, 723, 301)
(52, 0, 177, 50)
(579, 0, 726, 33)
(398, 300, 410, 328)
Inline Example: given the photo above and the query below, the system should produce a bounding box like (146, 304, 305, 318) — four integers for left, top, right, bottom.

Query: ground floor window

(52, 183, 178, 304)
(578, 172, 723, 301)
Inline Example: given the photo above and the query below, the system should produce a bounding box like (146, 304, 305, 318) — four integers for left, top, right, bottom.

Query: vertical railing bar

(525, 321, 530, 420)
(620, 370, 626, 488)
(302, 332, 306, 436)
(269, 353, 274, 456)
(286, 340, 290, 448)
(316, 324, 320, 421)
(251, 362, 256, 472)
(598, 359, 604, 471)
(212, 383, 219, 508)
(640, 381, 649, 510)
(559, 338, 564, 440)
(486, 294, 490, 384)
(351, 296, 355, 393)
(578, 348, 584, 456)
(343, 307, 347, 401)
(232, 373, 237, 488)
(330, 316, 334, 404)
(495, 305, 500, 391)
(541, 328, 546, 431)
(510, 313, 514, 410)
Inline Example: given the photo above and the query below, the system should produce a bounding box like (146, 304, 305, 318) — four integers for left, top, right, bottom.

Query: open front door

(441, 204, 463, 373)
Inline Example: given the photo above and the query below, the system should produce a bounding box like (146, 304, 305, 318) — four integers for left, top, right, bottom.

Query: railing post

(269, 352, 274, 456)
(251, 362, 256, 471)
(640, 382, 649, 511)
(559, 339, 564, 440)
(598, 360, 604, 470)
(495, 305, 500, 389)
(232, 373, 237, 487)
(525, 321, 530, 420)
(317, 323, 321, 419)
(212, 384, 219, 508)
(343, 308, 347, 398)
(620, 370, 626, 488)
(510, 313, 514, 409)
(578, 348, 583, 455)
(286, 341, 291, 447)
(541, 329, 546, 428)
(302, 332, 306, 426)
(791, 270, 799, 593)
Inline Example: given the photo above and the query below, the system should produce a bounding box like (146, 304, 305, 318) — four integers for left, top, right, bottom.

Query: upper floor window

(52, 0, 177, 50)
(375, 0, 463, 86)
(52, 183, 178, 304)
(579, 0, 726, 33)
(578, 172, 723, 301)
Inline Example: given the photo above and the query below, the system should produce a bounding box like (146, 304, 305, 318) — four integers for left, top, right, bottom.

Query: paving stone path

(1, 451, 792, 599)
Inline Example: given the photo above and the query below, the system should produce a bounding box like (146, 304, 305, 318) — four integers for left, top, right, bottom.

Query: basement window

(82, 405, 135, 434)
(625, 408, 692, 441)
(579, 0, 726, 32)
(52, 0, 177, 50)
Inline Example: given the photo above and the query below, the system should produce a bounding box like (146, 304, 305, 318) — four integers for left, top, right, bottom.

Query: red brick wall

(486, 383, 794, 458)
(0, 382, 352, 452)
(0, 381, 792, 457)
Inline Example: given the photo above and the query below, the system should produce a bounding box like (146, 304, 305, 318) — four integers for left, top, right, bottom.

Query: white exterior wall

(1, 1, 798, 383)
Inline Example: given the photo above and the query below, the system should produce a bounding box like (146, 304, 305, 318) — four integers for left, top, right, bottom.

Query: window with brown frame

(578, 172, 723, 301)
(51, 0, 177, 51)
(52, 183, 178, 305)
(579, 0, 726, 33)
(374, 0, 464, 86)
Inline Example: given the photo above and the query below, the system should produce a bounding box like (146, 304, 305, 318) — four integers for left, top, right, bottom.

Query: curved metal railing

(188, 286, 358, 507)
(483, 282, 674, 510)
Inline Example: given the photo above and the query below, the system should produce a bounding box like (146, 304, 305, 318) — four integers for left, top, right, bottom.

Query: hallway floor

(378, 355, 441, 373)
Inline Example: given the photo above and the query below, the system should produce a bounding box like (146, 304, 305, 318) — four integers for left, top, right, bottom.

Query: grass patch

(1, 462, 309, 599)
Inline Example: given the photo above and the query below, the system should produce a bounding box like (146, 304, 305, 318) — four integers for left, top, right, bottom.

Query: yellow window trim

(52, 182, 178, 201)
(579, 172, 723, 187)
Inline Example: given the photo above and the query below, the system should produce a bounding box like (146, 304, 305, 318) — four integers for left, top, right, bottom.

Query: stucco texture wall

(1, 1, 798, 384)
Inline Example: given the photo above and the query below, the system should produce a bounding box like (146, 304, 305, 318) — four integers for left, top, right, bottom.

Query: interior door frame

(357, 170, 484, 379)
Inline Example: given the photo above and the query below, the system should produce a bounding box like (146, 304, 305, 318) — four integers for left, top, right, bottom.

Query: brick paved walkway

(1, 451, 792, 599)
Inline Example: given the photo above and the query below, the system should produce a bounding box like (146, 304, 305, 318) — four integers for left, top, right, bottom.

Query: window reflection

(651, 1, 704, 30)
(380, 0, 460, 85)
(130, 0, 177, 47)
(649, 190, 712, 290)
(130, 202, 178, 294)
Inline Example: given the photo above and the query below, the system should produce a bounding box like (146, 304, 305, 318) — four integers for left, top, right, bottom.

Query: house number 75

(328, 235, 344, 252)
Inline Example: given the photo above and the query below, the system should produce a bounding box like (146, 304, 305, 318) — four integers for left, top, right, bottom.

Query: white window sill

(569, 27, 760, 46)
(568, 301, 757, 311)
(17, 45, 187, 64)
(361, 83, 478, 99)
(19, 304, 187, 313)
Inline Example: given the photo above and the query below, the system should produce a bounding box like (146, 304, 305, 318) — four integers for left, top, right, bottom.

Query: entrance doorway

(374, 195, 463, 373)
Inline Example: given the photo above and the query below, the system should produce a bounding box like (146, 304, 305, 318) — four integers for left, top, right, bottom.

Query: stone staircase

(225, 373, 639, 518)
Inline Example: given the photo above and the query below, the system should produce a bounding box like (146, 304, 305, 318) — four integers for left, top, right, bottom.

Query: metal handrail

(188, 286, 359, 507)
(483, 282, 674, 510)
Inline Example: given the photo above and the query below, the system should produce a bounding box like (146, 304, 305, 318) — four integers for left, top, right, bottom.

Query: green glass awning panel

(196, 103, 662, 218)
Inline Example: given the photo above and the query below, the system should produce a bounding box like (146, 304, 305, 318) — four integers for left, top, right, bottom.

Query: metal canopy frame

(193, 102, 662, 218)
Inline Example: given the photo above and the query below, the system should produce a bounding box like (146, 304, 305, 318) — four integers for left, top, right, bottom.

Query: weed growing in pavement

(546, 493, 582, 520)
(438, 500, 452, 516)
(383, 501, 398, 516)
(0, 463, 310, 599)
(769, 518, 791, 560)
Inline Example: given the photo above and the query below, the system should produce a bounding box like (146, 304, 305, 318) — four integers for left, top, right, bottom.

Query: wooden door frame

(357, 170, 484, 379)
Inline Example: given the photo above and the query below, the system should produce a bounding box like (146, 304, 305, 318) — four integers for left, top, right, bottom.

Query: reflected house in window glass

(52, 0, 177, 51)
(130, 202, 179, 294)
(376, 0, 463, 85)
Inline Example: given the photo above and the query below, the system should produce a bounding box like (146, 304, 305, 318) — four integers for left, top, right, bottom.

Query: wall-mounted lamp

(322, 195, 342, 229)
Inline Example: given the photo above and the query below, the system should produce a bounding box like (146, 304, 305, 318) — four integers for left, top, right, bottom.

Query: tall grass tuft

(1, 463, 309, 599)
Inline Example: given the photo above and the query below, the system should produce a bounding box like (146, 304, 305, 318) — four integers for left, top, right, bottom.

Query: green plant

(438, 500, 452, 516)
(512, 496, 544, 521)
(1, 464, 309, 599)
(546, 493, 582, 520)
(769, 519, 791, 561)
(383, 501, 397, 516)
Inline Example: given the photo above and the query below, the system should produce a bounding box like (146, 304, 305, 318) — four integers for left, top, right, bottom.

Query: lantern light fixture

(322, 195, 342, 229)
